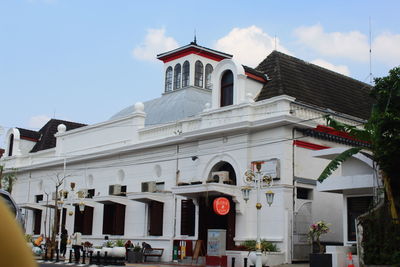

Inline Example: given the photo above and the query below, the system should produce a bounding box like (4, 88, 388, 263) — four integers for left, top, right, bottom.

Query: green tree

(0, 165, 17, 193)
(318, 66, 400, 222)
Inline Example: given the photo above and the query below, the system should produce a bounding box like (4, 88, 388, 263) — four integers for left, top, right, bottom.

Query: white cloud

(294, 24, 369, 62)
(132, 28, 179, 62)
(311, 59, 350, 76)
(29, 115, 50, 129)
(373, 32, 400, 65)
(214, 26, 291, 67)
(294, 24, 400, 66)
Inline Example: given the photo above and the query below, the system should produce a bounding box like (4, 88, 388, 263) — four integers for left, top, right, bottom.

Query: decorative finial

(193, 29, 197, 45)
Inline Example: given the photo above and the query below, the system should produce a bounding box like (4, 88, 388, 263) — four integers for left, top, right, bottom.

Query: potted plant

(242, 239, 279, 266)
(308, 221, 332, 267)
(127, 242, 143, 263)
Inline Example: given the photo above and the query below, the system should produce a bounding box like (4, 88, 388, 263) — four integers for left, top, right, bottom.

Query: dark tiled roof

(242, 65, 268, 81)
(30, 119, 86, 153)
(16, 128, 41, 141)
(255, 51, 374, 120)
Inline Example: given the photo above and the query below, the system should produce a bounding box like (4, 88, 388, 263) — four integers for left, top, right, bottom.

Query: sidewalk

(125, 263, 309, 267)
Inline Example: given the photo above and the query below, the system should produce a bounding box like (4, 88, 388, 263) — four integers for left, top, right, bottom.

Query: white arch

(211, 59, 247, 109)
(201, 153, 241, 183)
(4, 128, 21, 157)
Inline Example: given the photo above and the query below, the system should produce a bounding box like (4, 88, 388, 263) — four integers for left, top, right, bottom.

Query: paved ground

(37, 260, 309, 267)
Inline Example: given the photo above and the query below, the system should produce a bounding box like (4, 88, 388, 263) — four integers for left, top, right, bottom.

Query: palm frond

(326, 116, 372, 143)
(317, 147, 363, 183)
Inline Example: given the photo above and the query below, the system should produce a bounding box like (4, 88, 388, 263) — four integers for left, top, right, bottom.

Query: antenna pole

(369, 17, 372, 84)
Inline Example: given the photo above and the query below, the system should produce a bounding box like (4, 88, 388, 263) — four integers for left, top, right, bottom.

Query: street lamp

(241, 162, 274, 267)
(57, 182, 86, 253)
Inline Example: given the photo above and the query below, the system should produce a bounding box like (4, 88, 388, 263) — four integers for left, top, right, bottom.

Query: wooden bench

(143, 248, 164, 262)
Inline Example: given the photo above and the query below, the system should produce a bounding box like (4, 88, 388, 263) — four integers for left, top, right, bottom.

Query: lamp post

(241, 162, 275, 267)
(57, 182, 86, 253)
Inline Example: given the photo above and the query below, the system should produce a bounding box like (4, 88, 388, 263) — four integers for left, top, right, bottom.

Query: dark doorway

(198, 195, 236, 250)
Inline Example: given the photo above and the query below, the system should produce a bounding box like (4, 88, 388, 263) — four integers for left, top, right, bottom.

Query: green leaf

(317, 147, 363, 183)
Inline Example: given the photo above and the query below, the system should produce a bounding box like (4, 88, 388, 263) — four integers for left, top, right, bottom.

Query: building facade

(1, 42, 374, 264)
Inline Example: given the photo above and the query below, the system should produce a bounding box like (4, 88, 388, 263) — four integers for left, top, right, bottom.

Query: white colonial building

(1, 41, 374, 264)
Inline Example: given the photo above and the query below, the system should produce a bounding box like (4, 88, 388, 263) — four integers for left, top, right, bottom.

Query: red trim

(315, 125, 370, 144)
(245, 72, 267, 83)
(294, 140, 330, 150)
(20, 136, 39, 142)
(158, 47, 229, 63)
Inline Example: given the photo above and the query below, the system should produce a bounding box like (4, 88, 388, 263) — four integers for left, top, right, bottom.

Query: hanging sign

(213, 197, 230, 215)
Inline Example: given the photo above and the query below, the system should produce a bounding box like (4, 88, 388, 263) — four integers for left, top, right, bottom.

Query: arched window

(194, 61, 204, 87)
(182, 61, 190, 87)
(220, 70, 234, 107)
(165, 67, 173, 92)
(205, 64, 213, 89)
(174, 64, 181, 90)
(8, 134, 14, 156)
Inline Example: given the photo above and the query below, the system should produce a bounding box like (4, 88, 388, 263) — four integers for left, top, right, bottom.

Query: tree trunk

(382, 172, 399, 223)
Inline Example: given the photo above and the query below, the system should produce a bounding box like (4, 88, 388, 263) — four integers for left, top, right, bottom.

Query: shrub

(241, 239, 279, 253)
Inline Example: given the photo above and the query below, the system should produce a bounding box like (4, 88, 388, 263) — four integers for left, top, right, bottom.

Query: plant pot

(248, 251, 268, 266)
(309, 253, 332, 267)
(127, 251, 143, 263)
(111, 246, 126, 258)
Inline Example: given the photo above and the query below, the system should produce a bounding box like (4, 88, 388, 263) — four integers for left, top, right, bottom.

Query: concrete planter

(111, 247, 126, 258)
(127, 251, 143, 263)
(101, 247, 113, 257)
(309, 253, 332, 267)
(247, 251, 285, 266)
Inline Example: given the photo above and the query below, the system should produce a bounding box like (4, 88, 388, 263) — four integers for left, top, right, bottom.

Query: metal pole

(255, 170, 262, 267)
(58, 158, 67, 253)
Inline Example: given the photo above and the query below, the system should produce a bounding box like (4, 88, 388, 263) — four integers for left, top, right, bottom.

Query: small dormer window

(205, 64, 213, 89)
(165, 67, 173, 92)
(182, 61, 190, 87)
(221, 70, 234, 107)
(174, 64, 181, 90)
(195, 60, 204, 87)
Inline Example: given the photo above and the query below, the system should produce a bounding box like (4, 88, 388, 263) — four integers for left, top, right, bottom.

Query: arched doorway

(198, 161, 237, 250)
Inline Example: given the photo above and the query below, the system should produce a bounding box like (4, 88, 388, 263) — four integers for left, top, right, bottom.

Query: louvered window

(149, 201, 163, 236)
(74, 206, 94, 235)
(181, 199, 195, 236)
(102, 203, 125, 235)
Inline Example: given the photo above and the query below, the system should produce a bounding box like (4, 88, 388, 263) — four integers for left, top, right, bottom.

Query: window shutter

(181, 199, 195, 236)
(33, 209, 42, 235)
(149, 201, 163, 236)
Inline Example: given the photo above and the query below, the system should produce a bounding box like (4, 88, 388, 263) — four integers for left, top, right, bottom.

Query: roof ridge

(272, 51, 372, 91)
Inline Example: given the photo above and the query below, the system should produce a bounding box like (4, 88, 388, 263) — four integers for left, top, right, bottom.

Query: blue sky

(1, 0, 399, 147)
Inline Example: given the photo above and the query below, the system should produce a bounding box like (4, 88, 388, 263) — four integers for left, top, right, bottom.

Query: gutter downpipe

(291, 127, 296, 263)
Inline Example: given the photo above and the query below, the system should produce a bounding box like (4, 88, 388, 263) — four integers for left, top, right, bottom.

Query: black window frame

(165, 66, 173, 92)
(174, 64, 181, 90)
(205, 64, 213, 89)
(194, 60, 204, 87)
(220, 70, 234, 107)
(182, 61, 190, 87)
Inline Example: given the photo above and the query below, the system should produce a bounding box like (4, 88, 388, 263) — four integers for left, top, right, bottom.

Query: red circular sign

(213, 197, 230, 215)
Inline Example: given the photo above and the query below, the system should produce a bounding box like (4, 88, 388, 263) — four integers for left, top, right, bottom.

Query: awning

(127, 192, 173, 203)
(171, 183, 241, 198)
(18, 202, 45, 211)
(38, 201, 57, 208)
(317, 174, 376, 195)
(93, 195, 131, 205)
(70, 199, 98, 208)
